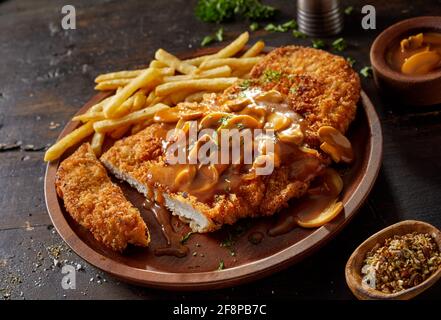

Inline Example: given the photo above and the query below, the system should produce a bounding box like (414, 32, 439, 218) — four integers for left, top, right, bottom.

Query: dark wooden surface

(0, 0, 440, 300)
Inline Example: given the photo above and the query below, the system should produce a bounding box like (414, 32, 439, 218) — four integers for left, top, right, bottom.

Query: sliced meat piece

(56, 143, 149, 251)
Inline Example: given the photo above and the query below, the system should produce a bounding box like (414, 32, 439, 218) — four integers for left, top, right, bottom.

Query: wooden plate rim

(44, 47, 383, 290)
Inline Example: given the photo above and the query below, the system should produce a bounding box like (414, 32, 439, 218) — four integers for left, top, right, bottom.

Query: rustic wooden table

(1, 0, 440, 300)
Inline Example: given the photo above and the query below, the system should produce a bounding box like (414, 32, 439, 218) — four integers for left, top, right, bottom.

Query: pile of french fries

(44, 32, 266, 162)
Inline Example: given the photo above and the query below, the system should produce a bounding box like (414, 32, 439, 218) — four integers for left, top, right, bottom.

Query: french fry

(91, 131, 105, 156)
(112, 95, 135, 118)
(44, 122, 95, 161)
(184, 54, 215, 66)
(103, 68, 162, 118)
(132, 91, 147, 111)
(95, 69, 145, 83)
(168, 90, 194, 105)
(109, 125, 131, 139)
(95, 68, 174, 90)
(149, 60, 168, 68)
(72, 111, 105, 123)
(199, 57, 262, 70)
(185, 91, 209, 103)
(87, 95, 113, 113)
(155, 49, 198, 75)
(200, 32, 249, 67)
(95, 79, 130, 91)
(145, 91, 156, 106)
(94, 103, 169, 133)
(163, 66, 231, 82)
(242, 40, 265, 58)
(155, 77, 238, 97)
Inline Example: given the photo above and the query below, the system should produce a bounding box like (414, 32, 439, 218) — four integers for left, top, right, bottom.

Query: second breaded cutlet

(249, 46, 360, 146)
(101, 46, 360, 233)
(56, 143, 150, 251)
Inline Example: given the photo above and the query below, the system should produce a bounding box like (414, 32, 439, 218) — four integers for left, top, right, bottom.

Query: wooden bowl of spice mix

(345, 220, 441, 300)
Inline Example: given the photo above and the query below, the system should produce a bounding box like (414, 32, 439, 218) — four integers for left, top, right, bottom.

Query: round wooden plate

(45, 47, 383, 290)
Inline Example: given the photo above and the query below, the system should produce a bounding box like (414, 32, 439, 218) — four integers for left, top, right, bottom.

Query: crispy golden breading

(56, 143, 149, 251)
(249, 46, 360, 146)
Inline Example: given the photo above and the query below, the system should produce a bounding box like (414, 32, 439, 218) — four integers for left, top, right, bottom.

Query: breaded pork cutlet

(101, 46, 360, 233)
(56, 143, 149, 251)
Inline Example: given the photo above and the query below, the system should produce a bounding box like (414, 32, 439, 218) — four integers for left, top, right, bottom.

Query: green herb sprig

(195, 0, 276, 23)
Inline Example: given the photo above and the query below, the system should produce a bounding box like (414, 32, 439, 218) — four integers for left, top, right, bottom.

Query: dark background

(1, 0, 441, 300)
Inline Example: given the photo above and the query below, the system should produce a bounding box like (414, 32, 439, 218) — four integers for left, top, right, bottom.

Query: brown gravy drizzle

(144, 199, 189, 258)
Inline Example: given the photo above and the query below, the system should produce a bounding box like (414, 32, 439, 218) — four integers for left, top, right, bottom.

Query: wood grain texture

(1, 0, 441, 299)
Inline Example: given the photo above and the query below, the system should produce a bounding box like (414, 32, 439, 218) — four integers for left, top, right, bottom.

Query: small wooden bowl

(345, 220, 441, 300)
(370, 16, 441, 106)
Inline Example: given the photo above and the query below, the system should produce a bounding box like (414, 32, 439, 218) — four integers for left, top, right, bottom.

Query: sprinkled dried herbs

(362, 232, 441, 294)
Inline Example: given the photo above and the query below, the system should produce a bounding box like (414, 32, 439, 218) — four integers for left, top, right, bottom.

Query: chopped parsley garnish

(195, 0, 276, 23)
(312, 39, 325, 49)
(218, 115, 232, 126)
(360, 66, 373, 78)
(292, 30, 307, 39)
(332, 38, 347, 51)
(249, 22, 259, 31)
(346, 56, 356, 67)
(180, 232, 194, 244)
(282, 19, 297, 30)
(344, 6, 354, 15)
(239, 79, 251, 90)
(264, 23, 283, 32)
(215, 27, 224, 42)
(201, 35, 215, 47)
(201, 27, 225, 47)
(218, 260, 225, 270)
(265, 19, 297, 33)
(263, 69, 281, 82)
(289, 86, 298, 94)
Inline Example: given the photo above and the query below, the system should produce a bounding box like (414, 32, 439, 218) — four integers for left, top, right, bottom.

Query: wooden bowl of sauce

(370, 16, 441, 106)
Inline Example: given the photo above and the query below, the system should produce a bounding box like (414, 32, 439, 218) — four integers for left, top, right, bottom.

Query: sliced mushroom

(199, 112, 231, 129)
(218, 114, 262, 130)
(400, 33, 424, 51)
(223, 97, 252, 112)
(401, 50, 441, 75)
(264, 112, 292, 131)
(240, 105, 267, 126)
(189, 164, 219, 194)
(308, 168, 343, 197)
(254, 90, 284, 104)
(277, 124, 304, 145)
(318, 126, 354, 163)
(174, 165, 197, 189)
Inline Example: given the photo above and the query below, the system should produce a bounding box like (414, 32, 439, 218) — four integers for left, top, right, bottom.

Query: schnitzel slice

(55, 143, 149, 251)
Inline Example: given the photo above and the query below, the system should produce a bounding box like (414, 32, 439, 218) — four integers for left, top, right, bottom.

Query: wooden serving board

(44, 47, 383, 290)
